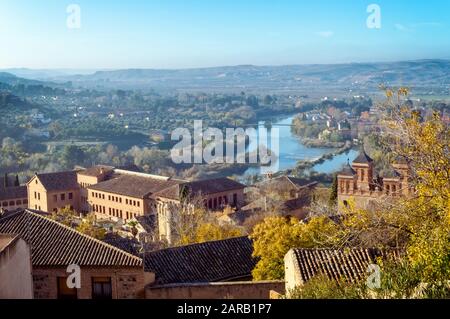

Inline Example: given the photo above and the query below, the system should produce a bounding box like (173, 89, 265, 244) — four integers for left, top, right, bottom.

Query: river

(240, 115, 358, 178)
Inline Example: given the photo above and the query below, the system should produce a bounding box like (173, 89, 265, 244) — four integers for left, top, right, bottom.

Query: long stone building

(25, 166, 246, 244)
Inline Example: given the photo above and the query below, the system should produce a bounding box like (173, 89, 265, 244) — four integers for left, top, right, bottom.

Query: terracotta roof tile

(152, 178, 246, 200)
(0, 209, 142, 267)
(290, 248, 400, 284)
(144, 236, 256, 285)
(0, 185, 27, 201)
(34, 171, 80, 192)
(88, 175, 181, 199)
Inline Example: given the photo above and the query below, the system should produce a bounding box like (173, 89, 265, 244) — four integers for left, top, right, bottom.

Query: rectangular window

(53, 194, 58, 202)
(91, 277, 112, 300)
(61, 194, 65, 201)
(37, 193, 40, 200)
(57, 277, 78, 300)
(69, 193, 73, 200)
(137, 201, 140, 207)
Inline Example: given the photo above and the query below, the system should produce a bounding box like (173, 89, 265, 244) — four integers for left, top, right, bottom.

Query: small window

(69, 193, 73, 200)
(23, 199, 28, 204)
(53, 194, 58, 202)
(2, 201, 8, 207)
(61, 194, 65, 201)
(57, 277, 78, 300)
(16, 200, 22, 205)
(9, 201, 14, 206)
(92, 277, 112, 300)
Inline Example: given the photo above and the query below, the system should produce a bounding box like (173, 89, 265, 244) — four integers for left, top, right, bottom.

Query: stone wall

(145, 281, 285, 299)
(33, 267, 145, 299)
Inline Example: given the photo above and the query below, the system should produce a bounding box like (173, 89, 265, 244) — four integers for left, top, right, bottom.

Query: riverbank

(294, 141, 353, 170)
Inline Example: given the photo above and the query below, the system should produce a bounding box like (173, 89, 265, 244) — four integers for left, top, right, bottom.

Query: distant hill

(2, 60, 450, 92)
(0, 72, 47, 86)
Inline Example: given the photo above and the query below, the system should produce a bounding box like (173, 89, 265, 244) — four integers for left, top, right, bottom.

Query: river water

(241, 115, 358, 177)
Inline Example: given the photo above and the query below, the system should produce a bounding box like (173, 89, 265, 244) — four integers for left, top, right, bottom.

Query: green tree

(329, 174, 338, 206)
(50, 206, 77, 227)
(61, 145, 86, 169)
(250, 216, 340, 280)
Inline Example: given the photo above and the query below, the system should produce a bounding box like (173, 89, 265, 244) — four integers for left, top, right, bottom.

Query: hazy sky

(1, 0, 449, 69)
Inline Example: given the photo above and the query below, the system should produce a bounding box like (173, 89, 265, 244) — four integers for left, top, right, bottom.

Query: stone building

(337, 149, 412, 211)
(151, 178, 246, 244)
(77, 165, 115, 215)
(25, 166, 247, 244)
(86, 170, 182, 223)
(0, 233, 34, 298)
(27, 171, 81, 213)
(0, 174, 28, 213)
(284, 247, 400, 296)
(0, 209, 147, 299)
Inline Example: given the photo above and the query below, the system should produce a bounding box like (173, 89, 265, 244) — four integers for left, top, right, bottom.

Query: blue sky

(0, 0, 449, 69)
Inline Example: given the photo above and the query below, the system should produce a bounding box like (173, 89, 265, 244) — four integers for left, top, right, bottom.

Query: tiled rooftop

(144, 236, 256, 285)
(0, 209, 142, 267)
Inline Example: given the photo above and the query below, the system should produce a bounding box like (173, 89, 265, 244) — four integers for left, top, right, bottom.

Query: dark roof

(0, 209, 142, 267)
(152, 178, 246, 200)
(103, 233, 141, 256)
(34, 171, 80, 191)
(381, 167, 401, 179)
(290, 248, 400, 284)
(78, 165, 114, 177)
(284, 196, 310, 211)
(256, 176, 317, 191)
(0, 185, 27, 201)
(88, 174, 181, 199)
(144, 236, 256, 285)
(353, 150, 374, 164)
(338, 162, 357, 176)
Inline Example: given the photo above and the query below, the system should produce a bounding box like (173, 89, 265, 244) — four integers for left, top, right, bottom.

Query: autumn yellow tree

(250, 215, 341, 280)
(76, 213, 106, 240)
(251, 87, 449, 296)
